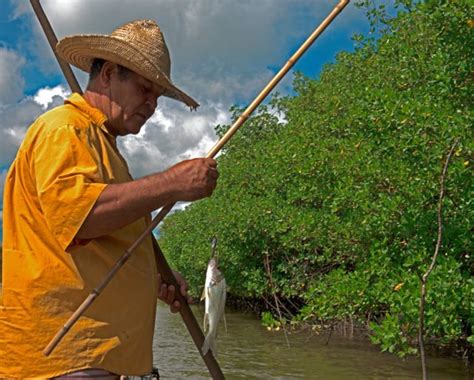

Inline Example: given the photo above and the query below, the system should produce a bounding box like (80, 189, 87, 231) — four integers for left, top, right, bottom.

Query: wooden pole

(30, 0, 82, 94)
(418, 139, 459, 380)
(205, 0, 350, 158)
(41, 1, 350, 378)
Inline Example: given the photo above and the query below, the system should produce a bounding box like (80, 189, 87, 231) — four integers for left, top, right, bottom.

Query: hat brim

(56, 35, 199, 110)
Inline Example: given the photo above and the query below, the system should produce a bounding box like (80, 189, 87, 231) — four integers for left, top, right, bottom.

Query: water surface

(152, 303, 471, 379)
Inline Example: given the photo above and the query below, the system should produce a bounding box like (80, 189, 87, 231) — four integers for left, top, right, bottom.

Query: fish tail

(201, 336, 211, 356)
(201, 336, 218, 357)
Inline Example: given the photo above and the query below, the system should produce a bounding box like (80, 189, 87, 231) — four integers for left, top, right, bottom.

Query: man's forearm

(75, 157, 218, 240)
(76, 171, 176, 239)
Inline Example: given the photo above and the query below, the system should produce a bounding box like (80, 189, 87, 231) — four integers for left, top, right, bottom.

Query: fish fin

(200, 287, 206, 301)
(203, 312, 208, 333)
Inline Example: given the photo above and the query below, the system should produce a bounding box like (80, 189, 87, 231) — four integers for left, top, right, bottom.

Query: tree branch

(419, 138, 459, 380)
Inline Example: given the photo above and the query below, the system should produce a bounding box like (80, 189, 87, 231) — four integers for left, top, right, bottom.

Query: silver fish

(201, 239, 226, 356)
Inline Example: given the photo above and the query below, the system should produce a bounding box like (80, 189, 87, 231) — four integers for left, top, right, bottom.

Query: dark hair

(89, 58, 132, 81)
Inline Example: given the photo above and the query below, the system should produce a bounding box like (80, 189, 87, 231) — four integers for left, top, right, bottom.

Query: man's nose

(146, 95, 158, 110)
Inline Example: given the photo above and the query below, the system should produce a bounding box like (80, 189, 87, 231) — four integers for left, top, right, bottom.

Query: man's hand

(166, 158, 218, 202)
(157, 270, 193, 313)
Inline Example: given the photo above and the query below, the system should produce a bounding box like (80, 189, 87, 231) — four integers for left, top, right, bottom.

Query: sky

(0, 0, 375, 242)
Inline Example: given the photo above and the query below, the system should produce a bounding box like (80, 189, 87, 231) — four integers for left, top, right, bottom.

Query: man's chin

(124, 122, 145, 136)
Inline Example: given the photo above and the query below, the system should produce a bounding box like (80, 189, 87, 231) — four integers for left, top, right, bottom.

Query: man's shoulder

(21, 103, 96, 152)
(37, 102, 91, 132)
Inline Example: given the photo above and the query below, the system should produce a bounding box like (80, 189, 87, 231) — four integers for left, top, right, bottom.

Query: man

(0, 19, 218, 378)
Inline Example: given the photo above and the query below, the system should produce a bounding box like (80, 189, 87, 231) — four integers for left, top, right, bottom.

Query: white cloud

(118, 99, 230, 178)
(0, 48, 26, 105)
(33, 85, 70, 109)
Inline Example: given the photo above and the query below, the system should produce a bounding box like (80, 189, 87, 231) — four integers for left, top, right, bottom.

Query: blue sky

(0, 1, 66, 97)
(0, 0, 375, 243)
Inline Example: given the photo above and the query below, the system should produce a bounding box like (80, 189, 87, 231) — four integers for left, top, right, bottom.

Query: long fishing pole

(30, 0, 81, 93)
(40, 1, 350, 377)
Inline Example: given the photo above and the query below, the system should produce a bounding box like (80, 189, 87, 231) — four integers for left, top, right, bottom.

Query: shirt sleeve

(33, 123, 108, 251)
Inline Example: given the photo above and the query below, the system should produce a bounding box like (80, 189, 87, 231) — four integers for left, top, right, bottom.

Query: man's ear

(98, 61, 118, 88)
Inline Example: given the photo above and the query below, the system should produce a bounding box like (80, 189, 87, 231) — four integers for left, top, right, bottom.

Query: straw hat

(56, 19, 199, 109)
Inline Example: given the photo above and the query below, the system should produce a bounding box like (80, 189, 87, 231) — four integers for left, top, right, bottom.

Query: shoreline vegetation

(225, 294, 466, 362)
(160, 0, 473, 364)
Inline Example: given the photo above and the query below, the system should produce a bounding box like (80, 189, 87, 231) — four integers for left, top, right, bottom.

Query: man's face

(106, 68, 164, 136)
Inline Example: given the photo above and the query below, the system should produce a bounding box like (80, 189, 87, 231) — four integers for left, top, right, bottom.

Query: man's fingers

(209, 167, 219, 180)
(166, 285, 175, 305)
(170, 300, 180, 313)
(157, 270, 192, 311)
(159, 283, 168, 300)
(205, 158, 217, 169)
(180, 283, 187, 297)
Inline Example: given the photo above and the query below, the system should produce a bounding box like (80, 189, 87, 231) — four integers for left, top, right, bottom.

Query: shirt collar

(64, 93, 110, 133)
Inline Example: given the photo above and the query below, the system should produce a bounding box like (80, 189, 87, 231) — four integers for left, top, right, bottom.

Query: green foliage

(261, 311, 283, 330)
(160, 0, 473, 356)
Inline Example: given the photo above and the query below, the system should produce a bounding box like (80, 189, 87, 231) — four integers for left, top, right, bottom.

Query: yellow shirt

(0, 93, 158, 378)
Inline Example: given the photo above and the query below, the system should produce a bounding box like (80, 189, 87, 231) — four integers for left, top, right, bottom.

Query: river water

(152, 303, 471, 379)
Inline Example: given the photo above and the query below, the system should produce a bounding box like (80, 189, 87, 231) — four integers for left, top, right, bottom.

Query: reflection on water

(153, 303, 471, 380)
